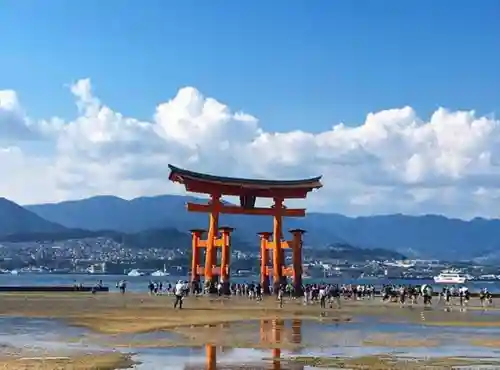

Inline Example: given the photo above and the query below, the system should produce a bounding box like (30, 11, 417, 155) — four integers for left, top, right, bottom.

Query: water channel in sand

(1, 315, 500, 369)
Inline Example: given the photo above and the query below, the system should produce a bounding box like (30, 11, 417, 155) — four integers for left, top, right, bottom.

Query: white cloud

(0, 78, 499, 219)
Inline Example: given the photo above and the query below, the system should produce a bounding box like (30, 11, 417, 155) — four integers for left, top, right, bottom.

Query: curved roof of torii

(168, 164, 322, 198)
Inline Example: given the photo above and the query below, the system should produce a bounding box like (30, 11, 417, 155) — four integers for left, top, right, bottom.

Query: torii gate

(168, 165, 322, 294)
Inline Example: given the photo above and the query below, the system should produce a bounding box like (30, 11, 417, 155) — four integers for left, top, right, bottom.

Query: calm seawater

(1, 274, 500, 293)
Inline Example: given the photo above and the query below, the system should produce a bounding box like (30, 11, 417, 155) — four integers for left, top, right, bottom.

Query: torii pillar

(190, 229, 205, 283)
(219, 226, 233, 295)
(258, 231, 272, 294)
(190, 227, 234, 294)
(290, 229, 306, 296)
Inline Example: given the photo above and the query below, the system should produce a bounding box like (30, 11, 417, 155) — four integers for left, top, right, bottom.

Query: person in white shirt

(174, 280, 185, 309)
(319, 287, 327, 308)
(459, 286, 469, 306)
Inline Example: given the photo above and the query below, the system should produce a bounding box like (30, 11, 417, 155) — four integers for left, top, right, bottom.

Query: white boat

(383, 260, 415, 268)
(10, 270, 19, 275)
(151, 270, 169, 277)
(151, 264, 169, 277)
(127, 269, 144, 277)
(433, 270, 467, 284)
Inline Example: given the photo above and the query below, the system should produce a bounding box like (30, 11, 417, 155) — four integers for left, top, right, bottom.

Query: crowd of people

(166, 280, 496, 310)
(104, 278, 496, 311)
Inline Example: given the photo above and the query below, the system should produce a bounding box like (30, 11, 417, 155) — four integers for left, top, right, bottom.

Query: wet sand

(0, 352, 134, 370)
(0, 292, 497, 334)
(0, 293, 350, 334)
(361, 333, 441, 347)
(286, 355, 500, 369)
(2, 293, 500, 369)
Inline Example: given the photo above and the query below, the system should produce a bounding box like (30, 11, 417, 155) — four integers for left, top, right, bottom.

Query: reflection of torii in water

(185, 319, 304, 370)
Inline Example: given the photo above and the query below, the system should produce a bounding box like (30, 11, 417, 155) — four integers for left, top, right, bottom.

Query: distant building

(87, 262, 107, 274)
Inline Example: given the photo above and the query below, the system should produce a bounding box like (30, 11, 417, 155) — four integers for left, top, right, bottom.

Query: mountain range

(0, 195, 498, 260)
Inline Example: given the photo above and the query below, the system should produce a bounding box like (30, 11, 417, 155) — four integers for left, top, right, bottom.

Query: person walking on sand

(118, 280, 127, 294)
(174, 280, 185, 309)
(277, 284, 284, 308)
(319, 285, 327, 308)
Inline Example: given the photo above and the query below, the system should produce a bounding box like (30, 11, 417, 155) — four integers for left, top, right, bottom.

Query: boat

(234, 270, 253, 277)
(433, 270, 467, 284)
(20, 267, 49, 274)
(383, 260, 415, 268)
(151, 270, 169, 277)
(10, 270, 19, 275)
(127, 269, 144, 277)
(151, 264, 169, 277)
(477, 274, 500, 282)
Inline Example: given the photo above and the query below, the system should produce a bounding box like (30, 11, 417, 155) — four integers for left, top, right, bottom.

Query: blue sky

(2, 1, 500, 217)
(1, 0, 499, 133)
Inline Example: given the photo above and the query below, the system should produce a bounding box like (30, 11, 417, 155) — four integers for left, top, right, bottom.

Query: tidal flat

(286, 355, 500, 369)
(0, 292, 497, 334)
(0, 353, 135, 370)
(1, 293, 500, 369)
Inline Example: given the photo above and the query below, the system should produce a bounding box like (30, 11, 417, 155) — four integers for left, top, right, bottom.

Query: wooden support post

(290, 229, 305, 297)
(260, 319, 269, 343)
(291, 319, 302, 354)
(258, 232, 272, 294)
(272, 198, 284, 294)
(190, 229, 205, 283)
(271, 319, 283, 369)
(206, 344, 216, 370)
(219, 226, 233, 295)
(204, 194, 221, 291)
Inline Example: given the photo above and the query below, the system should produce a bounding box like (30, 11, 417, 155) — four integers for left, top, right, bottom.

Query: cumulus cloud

(0, 78, 499, 218)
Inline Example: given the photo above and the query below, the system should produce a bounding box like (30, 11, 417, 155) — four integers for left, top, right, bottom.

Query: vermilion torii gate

(168, 165, 322, 294)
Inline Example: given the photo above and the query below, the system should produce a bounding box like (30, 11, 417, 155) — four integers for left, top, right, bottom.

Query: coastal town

(1, 236, 500, 282)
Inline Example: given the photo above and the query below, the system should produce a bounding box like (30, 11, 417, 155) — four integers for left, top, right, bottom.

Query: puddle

(129, 346, 316, 369)
(126, 345, 500, 369)
(471, 308, 500, 317)
(1, 316, 500, 369)
(0, 317, 99, 354)
(123, 318, 500, 368)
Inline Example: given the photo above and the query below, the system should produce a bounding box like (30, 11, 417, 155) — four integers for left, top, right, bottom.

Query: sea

(2, 273, 500, 293)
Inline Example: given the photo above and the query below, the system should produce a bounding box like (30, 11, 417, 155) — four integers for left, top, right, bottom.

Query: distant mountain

(25, 195, 202, 233)
(23, 195, 500, 259)
(0, 226, 252, 251)
(0, 226, 191, 250)
(307, 243, 406, 261)
(300, 213, 500, 260)
(25, 195, 333, 243)
(0, 197, 67, 235)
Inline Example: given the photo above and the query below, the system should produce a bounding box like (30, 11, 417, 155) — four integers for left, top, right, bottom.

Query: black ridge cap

(168, 164, 322, 188)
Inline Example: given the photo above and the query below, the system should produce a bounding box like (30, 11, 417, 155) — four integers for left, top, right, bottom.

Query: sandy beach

(1, 292, 500, 369)
(0, 292, 497, 332)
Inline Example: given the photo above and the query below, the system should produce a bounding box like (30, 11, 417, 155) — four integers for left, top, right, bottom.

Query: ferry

(127, 269, 145, 277)
(433, 270, 468, 284)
